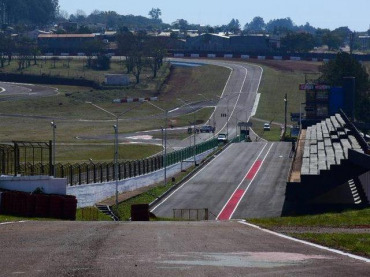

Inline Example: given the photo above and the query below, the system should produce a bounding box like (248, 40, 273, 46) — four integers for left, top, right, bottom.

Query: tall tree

(148, 8, 161, 21)
(0, 0, 59, 26)
(319, 52, 370, 122)
(244, 16, 265, 33)
(227, 18, 241, 34)
(266, 17, 295, 34)
(281, 32, 315, 52)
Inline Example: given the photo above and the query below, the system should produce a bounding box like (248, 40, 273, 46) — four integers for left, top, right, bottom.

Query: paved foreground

(0, 221, 368, 276)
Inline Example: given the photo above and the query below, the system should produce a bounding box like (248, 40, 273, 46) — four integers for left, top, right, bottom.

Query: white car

(263, 123, 271, 131)
(217, 133, 228, 142)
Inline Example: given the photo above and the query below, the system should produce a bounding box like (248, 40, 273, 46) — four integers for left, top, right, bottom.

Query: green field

(248, 208, 370, 227)
(0, 63, 229, 162)
(254, 65, 306, 125)
(292, 233, 370, 258)
(76, 206, 112, 221)
(248, 208, 370, 258)
(112, 166, 196, 221)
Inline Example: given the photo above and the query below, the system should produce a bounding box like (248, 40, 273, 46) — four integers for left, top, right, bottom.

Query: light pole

(144, 101, 168, 186)
(300, 102, 306, 132)
(283, 93, 288, 139)
(177, 98, 197, 166)
(86, 101, 140, 206)
(50, 120, 56, 177)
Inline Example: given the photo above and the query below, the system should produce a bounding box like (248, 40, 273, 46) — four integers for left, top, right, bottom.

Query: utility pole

(284, 93, 287, 139)
(50, 120, 56, 177)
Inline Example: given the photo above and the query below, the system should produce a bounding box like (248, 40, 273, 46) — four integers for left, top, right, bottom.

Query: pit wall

(67, 149, 214, 208)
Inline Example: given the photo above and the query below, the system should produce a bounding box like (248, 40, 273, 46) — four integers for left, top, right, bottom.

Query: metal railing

(12, 138, 219, 185)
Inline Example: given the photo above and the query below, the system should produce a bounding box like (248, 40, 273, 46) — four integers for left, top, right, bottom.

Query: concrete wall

(67, 149, 214, 208)
(0, 175, 67, 195)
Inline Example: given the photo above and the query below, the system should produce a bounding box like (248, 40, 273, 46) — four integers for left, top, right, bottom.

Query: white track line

(150, 143, 234, 212)
(238, 220, 370, 263)
(0, 221, 27, 225)
(216, 142, 269, 220)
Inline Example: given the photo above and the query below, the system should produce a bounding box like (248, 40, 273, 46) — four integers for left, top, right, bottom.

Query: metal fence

(173, 209, 209, 220)
(13, 138, 219, 185)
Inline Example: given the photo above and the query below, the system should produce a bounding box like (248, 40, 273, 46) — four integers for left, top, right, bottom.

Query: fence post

(137, 160, 141, 176)
(100, 164, 103, 183)
(93, 164, 96, 183)
(78, 165, 82, 185)
(86, 164, 89, 184)
(69, 164, 73, 186)
(124, 162, 127, 179)
(128, 162, 132, 178)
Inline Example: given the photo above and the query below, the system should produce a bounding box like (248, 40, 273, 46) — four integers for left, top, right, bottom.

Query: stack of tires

(0, 191, 77, 220)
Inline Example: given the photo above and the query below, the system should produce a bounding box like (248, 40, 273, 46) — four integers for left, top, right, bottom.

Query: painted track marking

(218, 189, 245, 220)
(216, 143, 271, 220)
(245, 160, 262, 180)
(239, 220, 370, 263)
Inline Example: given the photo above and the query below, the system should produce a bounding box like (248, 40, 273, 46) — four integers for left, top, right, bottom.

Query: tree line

(0, 0, 59, 26)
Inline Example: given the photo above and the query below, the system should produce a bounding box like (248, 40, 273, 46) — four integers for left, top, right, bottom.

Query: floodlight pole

(300, 102, 306, 133)
(178, 98, 197, 166)
(86, 101, 140, 207)
(50, 120, 56, 177)
(144, 100, 168, 186)
(113, 120, 119, 206)
(284, 93, 288, 138)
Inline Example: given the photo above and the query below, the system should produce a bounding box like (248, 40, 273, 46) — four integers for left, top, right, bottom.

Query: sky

(58, 0, 370, 31)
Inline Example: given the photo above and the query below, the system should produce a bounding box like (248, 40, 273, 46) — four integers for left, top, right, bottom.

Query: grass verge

(247, 208, 370, 258)
(254, 64, 307, 125)
(76, 206, 112, 221)
(248, 208, 370, 228)
(249, 118, 282, 141)
(112, 166, 196, 221)
(55, 144, 163, 163)
(291, 233, 370, 258)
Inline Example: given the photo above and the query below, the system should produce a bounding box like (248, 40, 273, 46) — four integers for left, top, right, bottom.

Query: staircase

(96, 204, 119, 221)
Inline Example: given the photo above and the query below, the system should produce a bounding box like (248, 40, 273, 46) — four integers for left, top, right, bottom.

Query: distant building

(38, 34, 97, 54)
(58, 22, 78, 32)
(358, 35, 370, 51)
(185, 33, 271, 53)
(229, 35, 269, 52)
(186, 34, 230, 51)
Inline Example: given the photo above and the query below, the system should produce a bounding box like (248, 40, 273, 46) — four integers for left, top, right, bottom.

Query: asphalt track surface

(0, 220, 368, 276)
(168, 58, 264, 145)
(0, 81, 58, 102)
(152, 142, 291, 219)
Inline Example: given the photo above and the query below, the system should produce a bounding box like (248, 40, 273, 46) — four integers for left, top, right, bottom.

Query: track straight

(217, 143, 274, 220)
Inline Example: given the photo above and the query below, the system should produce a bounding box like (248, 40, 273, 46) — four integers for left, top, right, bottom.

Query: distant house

(37, 34, 97, 54)
(185, 33, 271, 53)
(58, 22, 78, 32)
(186, 34, 229, 51)
(229, 35, 269, 52)
(358, 35, 370, 51)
